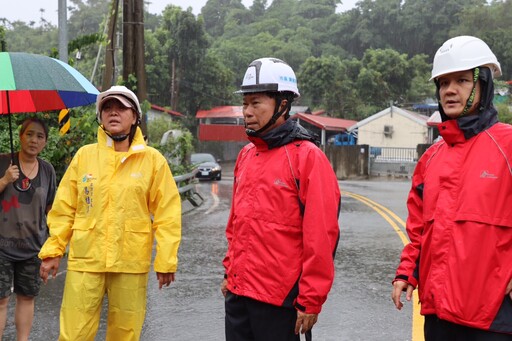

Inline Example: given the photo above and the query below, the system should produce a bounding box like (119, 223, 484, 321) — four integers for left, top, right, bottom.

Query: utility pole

(58, 0, 68, 63)
(170, 59, 177, 109)
(102, 0, 120, 90)
(123, 0, 147, 135)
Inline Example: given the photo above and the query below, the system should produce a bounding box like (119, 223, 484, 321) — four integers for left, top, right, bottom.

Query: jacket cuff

(38, 247, 64, 260)
(393, 274, 418, 289)
(294, 301, 321, 314)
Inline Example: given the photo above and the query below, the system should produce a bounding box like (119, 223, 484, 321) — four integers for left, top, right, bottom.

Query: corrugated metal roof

(150, 104, 184, 117)
(294, 113, 357, 132)
(196, 106, 243, 118)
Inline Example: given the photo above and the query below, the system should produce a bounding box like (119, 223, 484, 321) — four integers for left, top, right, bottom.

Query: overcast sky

(2, 0, 357, 25)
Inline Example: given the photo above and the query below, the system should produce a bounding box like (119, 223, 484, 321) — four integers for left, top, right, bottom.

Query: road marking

(205, 183, 220, 214)
(343, 191, 424, 341)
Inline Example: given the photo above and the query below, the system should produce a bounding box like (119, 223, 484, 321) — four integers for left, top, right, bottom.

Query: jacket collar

(438, 108, 498, 145)
(97, 126, 147, 152)
(248, 119, 318, 150)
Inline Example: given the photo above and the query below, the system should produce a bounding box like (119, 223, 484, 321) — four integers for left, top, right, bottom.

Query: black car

(191, 153, 222, 180)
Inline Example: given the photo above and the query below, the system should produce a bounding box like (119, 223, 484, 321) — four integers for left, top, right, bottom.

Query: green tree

(2, 0, 511, 127)
(201, 0, 246, 38)
(453, 0, 512, 80)
(356, 49, 413, 106)
(296, 0, 339, 19)
(3, 20, 58, 55)
(249, 0, 268, 17)
(145, 6, 237, 133)
(298, 55, 360, 118)
(399, 0, 486, 56)
(404, 54, 434, 105)
(0, 26, 6, 51)
(145, 5, 210, 110)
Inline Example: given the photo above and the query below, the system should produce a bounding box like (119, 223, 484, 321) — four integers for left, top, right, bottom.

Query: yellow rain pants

(59, 270, 149, 341)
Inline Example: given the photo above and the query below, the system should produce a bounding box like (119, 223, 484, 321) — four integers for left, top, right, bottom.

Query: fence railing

(174, 168, 204, 207)
(370, 147, 418, 162)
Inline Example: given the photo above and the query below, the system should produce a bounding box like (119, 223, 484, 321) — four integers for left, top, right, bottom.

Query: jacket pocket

(455, 186, 512, 228)
(69, 218, 96, 259)
(121, 219, 152, 263)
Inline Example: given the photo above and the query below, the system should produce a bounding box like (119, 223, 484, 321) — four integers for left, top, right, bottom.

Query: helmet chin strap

(246, 98, 289, 137)
(100, 124, 129, 142)
(459, 67, 480, 117)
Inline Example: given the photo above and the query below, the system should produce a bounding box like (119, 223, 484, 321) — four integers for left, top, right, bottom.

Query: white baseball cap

(96, 85, 142, 123)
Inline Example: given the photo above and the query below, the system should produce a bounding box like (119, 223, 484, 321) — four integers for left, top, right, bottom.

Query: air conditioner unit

(384, 125, 394, 137)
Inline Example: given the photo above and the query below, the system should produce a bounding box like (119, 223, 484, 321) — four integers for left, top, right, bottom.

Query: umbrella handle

(9, 149, 32, 193)
(6, 91, 14, 162)
(6, 91, 30, 192)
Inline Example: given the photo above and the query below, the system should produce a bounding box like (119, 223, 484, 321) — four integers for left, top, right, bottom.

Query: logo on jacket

(480, 170, 498, 179)
(274, 178, 289, 188)
(82, 173, 96, 183)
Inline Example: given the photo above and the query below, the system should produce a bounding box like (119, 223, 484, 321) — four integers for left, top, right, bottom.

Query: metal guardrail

(174, 168, 204, 207)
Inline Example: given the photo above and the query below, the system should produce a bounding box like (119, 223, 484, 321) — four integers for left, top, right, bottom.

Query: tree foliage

(147, 117, 194, 175)
(1, 0, 511, 157)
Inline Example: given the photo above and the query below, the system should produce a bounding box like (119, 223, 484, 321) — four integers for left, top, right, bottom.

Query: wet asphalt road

(3, 175, 416, 341)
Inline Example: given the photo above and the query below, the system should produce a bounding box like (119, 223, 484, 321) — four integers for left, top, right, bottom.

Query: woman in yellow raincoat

(38, 86, 181, 341)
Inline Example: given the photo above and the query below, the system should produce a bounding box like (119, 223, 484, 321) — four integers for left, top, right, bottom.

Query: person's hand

(39, 257, 61, 284)
(2, 163, 19, 184)
(392, 280, 414, 310)
(156, 272, 175, 289)
(294, 310, 318, 335)
(220, 279, 228, 297)
(506, 278, 512, 300)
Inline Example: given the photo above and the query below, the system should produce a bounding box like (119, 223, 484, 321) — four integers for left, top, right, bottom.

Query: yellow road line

(343, 191, 424, 341)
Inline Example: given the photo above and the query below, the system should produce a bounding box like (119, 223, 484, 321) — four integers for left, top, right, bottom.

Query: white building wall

(357, 112, 428, 148)
(146, 110, 172, 122)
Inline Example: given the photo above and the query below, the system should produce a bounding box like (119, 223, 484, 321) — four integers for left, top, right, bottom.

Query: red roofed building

(196, 106, 246, 142)
(196, 106, 357, 145)
(294, 113, 357, 145)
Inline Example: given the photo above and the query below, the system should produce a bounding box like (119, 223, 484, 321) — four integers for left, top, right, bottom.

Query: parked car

(191, 153, 222, 181)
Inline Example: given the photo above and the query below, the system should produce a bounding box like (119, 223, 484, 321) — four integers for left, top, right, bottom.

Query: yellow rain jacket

(39, 127, 181, 274)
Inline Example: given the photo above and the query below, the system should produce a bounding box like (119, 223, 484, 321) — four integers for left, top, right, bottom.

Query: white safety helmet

(237, 57, 300, 98)
(430, 35, 501, 81)
(96, 85, 142, 123)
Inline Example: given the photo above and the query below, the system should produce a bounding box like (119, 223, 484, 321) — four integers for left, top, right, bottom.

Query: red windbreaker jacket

(396, 120, 512, 333)
(223, 131, 340, 314)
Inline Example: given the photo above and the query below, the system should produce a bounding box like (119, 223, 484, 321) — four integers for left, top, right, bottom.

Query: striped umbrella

(0, 52, 99, 190)
(0, 52, 99, 113)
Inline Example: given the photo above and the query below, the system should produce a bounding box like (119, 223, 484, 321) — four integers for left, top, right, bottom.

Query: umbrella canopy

(0, 52, 99, 191)
(0, 52, 99, 114)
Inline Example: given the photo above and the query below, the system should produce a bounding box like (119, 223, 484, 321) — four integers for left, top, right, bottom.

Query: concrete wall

(325, 145, 370, 180)
(369, 158, 416, 178)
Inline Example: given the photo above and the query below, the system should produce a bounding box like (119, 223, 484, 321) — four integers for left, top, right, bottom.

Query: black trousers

(225, 291, 312, 341)
(425, 315, 512, 341)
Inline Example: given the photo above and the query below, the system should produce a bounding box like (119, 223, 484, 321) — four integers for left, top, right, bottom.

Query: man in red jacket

(221, 57, 340, 341)
(392, 36, 512, 340)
